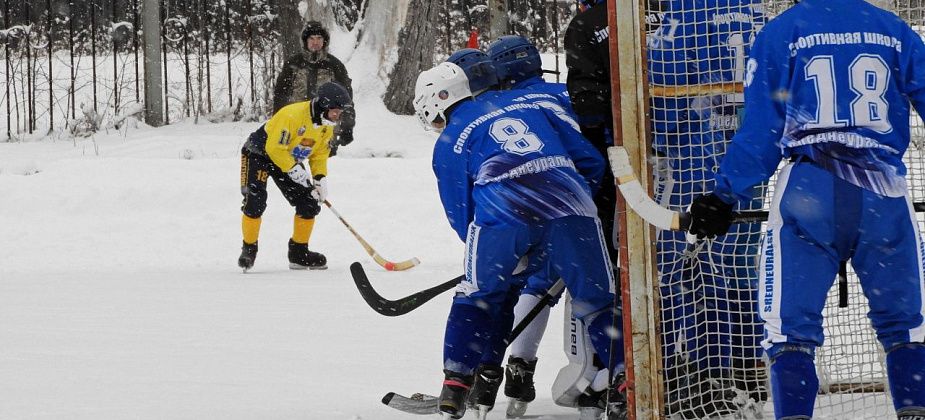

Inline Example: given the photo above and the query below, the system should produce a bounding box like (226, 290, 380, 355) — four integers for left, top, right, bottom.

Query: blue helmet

(487, 35, 542, 86)
(446, 48, 501, 94)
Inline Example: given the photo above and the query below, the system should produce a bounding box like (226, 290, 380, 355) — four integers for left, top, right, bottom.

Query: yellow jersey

(260, 101, 334, 177)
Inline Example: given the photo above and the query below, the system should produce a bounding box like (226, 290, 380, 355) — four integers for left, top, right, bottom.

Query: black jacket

(564, 4, 612, 130)
(273, 50, 352, 111)
(272, 50, 355, 135)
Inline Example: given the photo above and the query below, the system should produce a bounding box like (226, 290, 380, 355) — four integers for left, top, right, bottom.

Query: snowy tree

(277, 0, 303, 59)
(383, 0, 438, 115)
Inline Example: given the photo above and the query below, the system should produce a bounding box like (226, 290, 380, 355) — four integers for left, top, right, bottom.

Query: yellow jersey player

(238, 82, 351, 272)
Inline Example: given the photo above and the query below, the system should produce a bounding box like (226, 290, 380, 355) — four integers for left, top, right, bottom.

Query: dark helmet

(301, 21, 330, 50)
(446, 48, 501, 95)
(487, 35, 542, 86)
(313, 82, 352, 114)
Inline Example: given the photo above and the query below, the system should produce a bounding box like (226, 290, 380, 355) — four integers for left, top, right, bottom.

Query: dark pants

(240, 147, 320, 219)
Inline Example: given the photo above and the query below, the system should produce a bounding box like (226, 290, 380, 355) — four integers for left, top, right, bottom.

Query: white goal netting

(640, 0, 925, 418)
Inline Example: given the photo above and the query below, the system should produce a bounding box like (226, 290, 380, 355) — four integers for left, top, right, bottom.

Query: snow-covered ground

(0, 59, 591, 418)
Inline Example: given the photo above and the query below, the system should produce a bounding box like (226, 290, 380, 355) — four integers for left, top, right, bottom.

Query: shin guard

(887, 343, 925, 413)
(770, 350, 818, 419)
(443, 302, 492, 376)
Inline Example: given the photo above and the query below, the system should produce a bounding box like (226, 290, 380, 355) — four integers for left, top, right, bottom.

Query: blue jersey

(432, 92, 604, 241)
(511, 76, 577, 118)
(647, 0, 765, 206)
(715, 0, 925, 202)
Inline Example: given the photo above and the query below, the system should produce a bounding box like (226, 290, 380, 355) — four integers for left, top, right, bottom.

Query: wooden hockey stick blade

(324, 200, 421, 271)
(370, 252, 421, 272)
(609, 146, 796, 231)
(381, 392, 440, 415)
(350, 262, 462, 316)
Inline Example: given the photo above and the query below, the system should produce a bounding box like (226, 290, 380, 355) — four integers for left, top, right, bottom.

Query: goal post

(607, 0, 664, 418)
(607, 0, 925, 419)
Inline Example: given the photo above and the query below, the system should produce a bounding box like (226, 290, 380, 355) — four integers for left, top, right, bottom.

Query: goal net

(615, 0, 925, 418)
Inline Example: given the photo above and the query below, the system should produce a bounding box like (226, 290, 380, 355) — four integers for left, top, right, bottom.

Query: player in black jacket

(273, 21, 355, 155)
(564, 0, 618, 276)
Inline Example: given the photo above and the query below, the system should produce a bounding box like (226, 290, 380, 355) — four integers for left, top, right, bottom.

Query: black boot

(577, 373, 629, 420)
(577, 387, 607, 420)
(504, 356, 537, 402)
(466, 364, 503, 413)
(288, 239, 327, 270)
(238, 241, 258, 271)
(439, 370, 473, 419)
(607, 373, 629, 420)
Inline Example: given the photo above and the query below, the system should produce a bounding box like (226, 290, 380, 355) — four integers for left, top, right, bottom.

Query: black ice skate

(238, 241, 258, 272)
(288, 239, 327, 270)
(577, 373, 628, 420)
(466, 364, 503, 418)
(504, 356, 537, 418)
(438, 370, 473, 419)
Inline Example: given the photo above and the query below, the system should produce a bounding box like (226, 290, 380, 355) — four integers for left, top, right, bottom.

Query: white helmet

(414, 62, 472, 130)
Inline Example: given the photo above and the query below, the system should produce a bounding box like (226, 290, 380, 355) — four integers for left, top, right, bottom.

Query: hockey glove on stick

(287, 162, 312, 188)
(688, 193, 734, 239)
(311, 175, 328, 203)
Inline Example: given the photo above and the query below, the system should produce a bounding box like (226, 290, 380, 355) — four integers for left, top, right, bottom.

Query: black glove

(328, 138, 340, 157)
(688, 193, 734, 239)
(329, 129, 352, 157)
(338, 128, 354, 147)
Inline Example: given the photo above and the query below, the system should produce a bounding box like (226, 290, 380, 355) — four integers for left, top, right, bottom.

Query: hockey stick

(350, 262, 461, 316)
(607, 146, 925, 231)
(351, 260, 567, 322)
(381, 278, 567, 415)
(324, 200, 421, 271)
(504, 278, 565, 346)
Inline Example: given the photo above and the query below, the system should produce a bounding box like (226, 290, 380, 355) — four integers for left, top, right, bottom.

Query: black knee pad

(294, 197, 321, 219)
(241, 185, 268, 218)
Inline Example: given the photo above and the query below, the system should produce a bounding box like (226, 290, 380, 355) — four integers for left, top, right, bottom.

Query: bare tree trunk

(488, 0, 509, 39)
(141, 0, 163, 126)
(383, 0, 438, 115)
(357, 0, 409, 67)
(278, 0, 303, 59)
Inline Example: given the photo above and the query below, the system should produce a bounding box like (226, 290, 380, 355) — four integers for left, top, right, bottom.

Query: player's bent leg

(239, 150, 271, 270)
(887, 343, 925, 416)
(440, 222, 537, 417)
(551, 300, 600, 407)
(767, 344, 818, 420)
(503, 289, 552, 416)
(468, 288, 520, 413)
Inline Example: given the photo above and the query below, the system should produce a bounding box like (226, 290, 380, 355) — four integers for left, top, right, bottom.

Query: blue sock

(586, 309, 625, 372)
(770, 350, 818, 419)
(443, 302, 492, 375)
(887, 343, 925, 412)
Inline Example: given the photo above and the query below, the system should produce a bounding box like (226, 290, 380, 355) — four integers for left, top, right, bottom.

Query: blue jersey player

(483, 35, 622, 418)
(413, 62, 622, 420)
(647, 0, 767, 417)
(689, 1, 925, 419)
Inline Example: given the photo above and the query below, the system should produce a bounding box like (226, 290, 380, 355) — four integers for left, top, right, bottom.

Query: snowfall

(0, 36, 595, 418)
